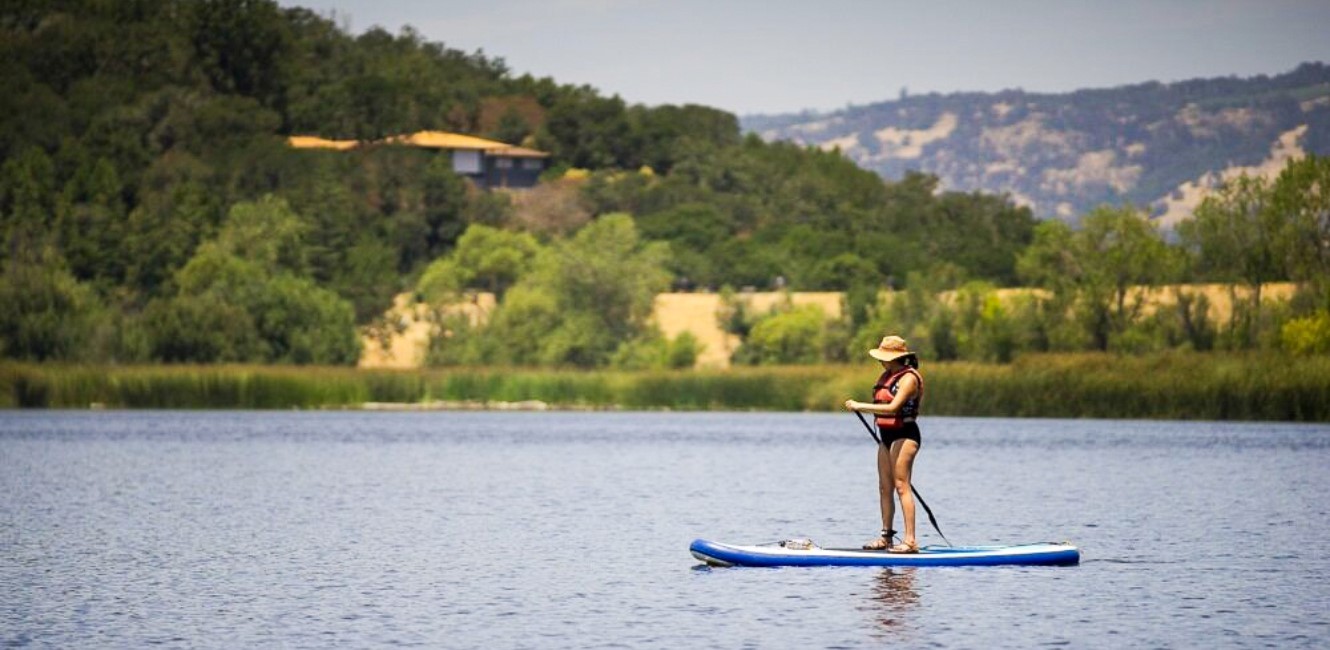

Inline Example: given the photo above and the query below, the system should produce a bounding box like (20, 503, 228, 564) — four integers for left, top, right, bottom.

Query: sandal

(863, 529, 896, 550)
(887, 541, 919, 554)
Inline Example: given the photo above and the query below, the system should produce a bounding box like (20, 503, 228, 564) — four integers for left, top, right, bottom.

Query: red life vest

(872, 367, 923, 429)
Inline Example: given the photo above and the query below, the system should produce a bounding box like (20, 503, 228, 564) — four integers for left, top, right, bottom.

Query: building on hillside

(287, 131, 549, 189)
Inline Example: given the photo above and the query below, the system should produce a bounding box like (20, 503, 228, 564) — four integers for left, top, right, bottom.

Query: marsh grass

(3, 354, 1327, 421)
(924, 353, 1330, 420)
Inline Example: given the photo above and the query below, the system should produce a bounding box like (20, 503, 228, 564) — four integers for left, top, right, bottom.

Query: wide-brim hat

(868, 335, 914, 362)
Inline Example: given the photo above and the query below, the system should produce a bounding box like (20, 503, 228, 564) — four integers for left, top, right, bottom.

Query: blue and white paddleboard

(690, 538, 1080, 568)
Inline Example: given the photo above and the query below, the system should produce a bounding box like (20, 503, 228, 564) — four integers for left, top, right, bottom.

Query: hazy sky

(279, 0, 1330, 116)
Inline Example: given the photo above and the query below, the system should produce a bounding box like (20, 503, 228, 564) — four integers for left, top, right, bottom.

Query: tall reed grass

(3, 354, 1328, 421)
(925, 353, 1330, 420)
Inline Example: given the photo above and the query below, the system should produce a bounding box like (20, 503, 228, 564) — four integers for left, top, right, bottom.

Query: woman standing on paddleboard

(843, 335, 923, 553)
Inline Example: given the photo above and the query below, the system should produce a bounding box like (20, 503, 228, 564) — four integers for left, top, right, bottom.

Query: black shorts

(878, 421, 921, 446)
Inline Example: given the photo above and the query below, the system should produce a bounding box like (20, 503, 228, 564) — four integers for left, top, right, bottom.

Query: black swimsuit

(878, 421, 921, 446)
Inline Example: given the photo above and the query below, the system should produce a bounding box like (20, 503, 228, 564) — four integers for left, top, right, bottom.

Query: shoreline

(4, 354, 1327, 421)
(361, 399, 555, 411)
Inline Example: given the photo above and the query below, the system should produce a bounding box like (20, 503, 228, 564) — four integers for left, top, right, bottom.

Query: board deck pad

(690, 538, 1080, 567)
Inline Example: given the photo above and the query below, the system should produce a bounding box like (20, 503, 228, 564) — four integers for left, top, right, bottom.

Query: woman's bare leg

(890, 439, 920, 548)
(877, 442, 895, 538)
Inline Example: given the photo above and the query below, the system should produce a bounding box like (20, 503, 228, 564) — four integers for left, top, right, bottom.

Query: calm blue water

(2, 411, 1328, 648)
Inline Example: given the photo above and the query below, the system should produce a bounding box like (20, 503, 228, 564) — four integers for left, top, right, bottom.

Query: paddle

(851, 410, 952, 547)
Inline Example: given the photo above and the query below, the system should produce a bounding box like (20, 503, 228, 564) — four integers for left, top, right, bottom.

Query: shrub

(1281, 311, 1330, 355)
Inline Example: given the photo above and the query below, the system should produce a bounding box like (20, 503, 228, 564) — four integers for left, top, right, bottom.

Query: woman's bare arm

(843, 373, 918, 414)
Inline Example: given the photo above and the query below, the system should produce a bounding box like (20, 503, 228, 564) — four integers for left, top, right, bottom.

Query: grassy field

(4, 352, 1328, 421)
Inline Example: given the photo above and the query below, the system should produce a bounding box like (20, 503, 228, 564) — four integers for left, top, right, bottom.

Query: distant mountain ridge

(742, 63, 1330, 225)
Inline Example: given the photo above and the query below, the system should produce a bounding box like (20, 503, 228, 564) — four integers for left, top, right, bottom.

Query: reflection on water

(863, 568, 919, 633)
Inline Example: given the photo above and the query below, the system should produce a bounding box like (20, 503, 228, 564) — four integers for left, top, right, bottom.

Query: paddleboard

(690, 538, 1080, 567)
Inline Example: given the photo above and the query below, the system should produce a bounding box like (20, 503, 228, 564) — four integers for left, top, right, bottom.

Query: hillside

(743, 64, 1330, 224)
(4, 2, 1327, 369)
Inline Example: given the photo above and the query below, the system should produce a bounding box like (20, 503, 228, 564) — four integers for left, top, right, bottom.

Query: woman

(843, 335, 924, 553)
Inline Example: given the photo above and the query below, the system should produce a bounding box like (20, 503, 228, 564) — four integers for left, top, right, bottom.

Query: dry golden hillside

(359, 292, 496, 369)
(653, 292, 843, 368)
(1153, 126, 1308, 228)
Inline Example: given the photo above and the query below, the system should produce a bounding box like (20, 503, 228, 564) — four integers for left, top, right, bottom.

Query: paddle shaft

(852, 410, 951, 546)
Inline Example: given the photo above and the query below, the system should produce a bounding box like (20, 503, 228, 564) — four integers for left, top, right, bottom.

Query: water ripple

(2, 411, 1328, 648)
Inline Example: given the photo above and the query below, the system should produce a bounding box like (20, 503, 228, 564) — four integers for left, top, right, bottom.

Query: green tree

(542, 89, 633, 169)
(152, 242, 359, 364)
(0, 246, 104, 361)
(214, 194, 309, 274)
(1080, 206, 1175, 330)
(190, 0, 292, 106)
(339, 73, 413, 140)
(1179, 175, 1286, 346)
(1270, 155, 1330, 309)
(610, 329, 701, 370)
(491, 106, 532, 145)
(928, 191, 1037, 285)
(122, 153, 220, 296)
(144, 196, 361, 364)
(421, 154, 469, 254)
(142, 290, 264, 363)
(633, 202, 734, 287)
(1018, 206, 1172, 350)
(459, 214, 670, 367)
(0, 73, 74, 161)
(628, 103, 739, 173)
(150, 92, 282, 158)
(247, 272, 362, 363)
(1, 146, 57, 251)
(734, 303, 831, 365)
(951, 282, 1020, 362)
(417, 224, 541, 301)
(334, 235, 400, 323)
(279, 155, 357, 285)
(55, 156, 126, 284)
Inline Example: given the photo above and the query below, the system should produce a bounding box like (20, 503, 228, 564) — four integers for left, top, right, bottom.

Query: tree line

(2, 1, 1327, 367)
(415, 155, 1329, 368)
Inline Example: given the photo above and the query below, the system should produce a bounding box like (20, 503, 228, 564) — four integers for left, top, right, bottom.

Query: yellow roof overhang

(287, 135, 359, 150)
(288, 131, 550, 157)
(385, 130, 512, 150)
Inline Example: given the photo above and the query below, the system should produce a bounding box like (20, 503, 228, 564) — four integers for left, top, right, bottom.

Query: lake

(2, 411, 1328, 648)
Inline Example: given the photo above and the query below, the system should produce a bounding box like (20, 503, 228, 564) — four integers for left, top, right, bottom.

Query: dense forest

(2, 0, 1328, 371)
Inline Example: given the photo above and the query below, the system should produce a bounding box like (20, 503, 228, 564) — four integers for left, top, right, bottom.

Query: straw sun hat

(867, 335, 914, 362)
